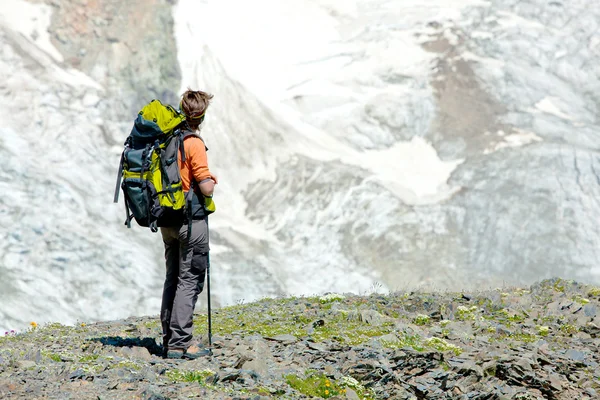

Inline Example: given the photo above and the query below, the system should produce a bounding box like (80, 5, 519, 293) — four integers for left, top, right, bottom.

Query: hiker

(160, 89, 217, 359)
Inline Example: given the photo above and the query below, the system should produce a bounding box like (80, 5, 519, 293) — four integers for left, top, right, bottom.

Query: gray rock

(446, 321, 474, 339)
(565, 349, 586, 362)
(127, 347, 152, 361)
(359, 310, 388, 326)
(265, 334, 297, 344)
(583, 305, 597, 317)
(345, 388, 361, 400)
(481, 360, 497, 377)
(513, 357, 533, 373)
(137, 386, 168, 400)
(242, 358, 269, 377)
(69, 368, 85, 380)
(307, 341, 328, 352)
(456, 360, 483, 379)
(16, 360, 36, 369)
(547, 373, 563, 391)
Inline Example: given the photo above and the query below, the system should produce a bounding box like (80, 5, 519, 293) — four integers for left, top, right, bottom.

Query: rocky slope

(1, 279, 599, 399)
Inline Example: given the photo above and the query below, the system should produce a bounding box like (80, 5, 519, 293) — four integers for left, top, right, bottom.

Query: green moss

(256, 387, 272, 396)
(194, 310, 307, 338)
(573, 296, 590, 305)
(552, 279, 567, 293)
(490, 331, 538, 344)
(484, 309, 527, 326)
(495, 309, 526, 323)
(0, 335, 19, 346)
(78, 354, 99, 363)
(381, 333, 424, 351)
(559, 324, 578, 335)
(536, 326, 550, 337)
(510, 333, 537, 343)
(455, 306, 478, 321)
(424, 337, 463, 355)
(41, 351, 61, 362)
(540, 315, 556, 324)
(286, 373, 343, 398)
(380, 333, 462, 355)
(81, 363, 105, 374)
(588, 287, 600, 297)
(514, 288, 530, 296)
(194, 302, 397, 347)
(143, 320, 161, 329)
(319, 294, 346, 303)
(44, 322, 68, 330)
(166, 368, 216, 385)
(383, 309, 400, 319)
(315, 321, 394, 345)
(413, 314, 430, 325)
(285, 372, 374, 400)
(112, 360, 142, 371)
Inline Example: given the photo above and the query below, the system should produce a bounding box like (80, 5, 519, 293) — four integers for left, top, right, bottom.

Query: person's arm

(199, 179, 215, 197)
(186, 137, 217, 196)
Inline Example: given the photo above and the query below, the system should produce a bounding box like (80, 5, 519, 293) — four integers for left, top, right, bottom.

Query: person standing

(160, 89, 217, 359)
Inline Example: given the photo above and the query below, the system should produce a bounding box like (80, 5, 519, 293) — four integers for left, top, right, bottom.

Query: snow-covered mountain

(1, 0, 599, 332)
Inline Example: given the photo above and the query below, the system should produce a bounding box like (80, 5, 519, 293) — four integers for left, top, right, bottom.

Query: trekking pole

(206, 218, 212, 350)
(207, 252, 212, 348)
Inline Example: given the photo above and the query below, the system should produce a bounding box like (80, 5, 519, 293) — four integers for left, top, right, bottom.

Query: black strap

(124, 197, 132, 228)
(182, 180, 195, 261)
(158, 137, 177, 205)
(140, 144, 149, 187)
(179, 133, 186, 163)
(154, 187, 180, 196)
(140, 144, 151, 224)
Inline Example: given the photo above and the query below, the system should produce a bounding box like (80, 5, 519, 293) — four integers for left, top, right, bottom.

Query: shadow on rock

(89, 336, 163, 357)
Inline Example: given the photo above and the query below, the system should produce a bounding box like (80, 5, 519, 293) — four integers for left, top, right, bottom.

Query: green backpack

(113, 99, 215, 231)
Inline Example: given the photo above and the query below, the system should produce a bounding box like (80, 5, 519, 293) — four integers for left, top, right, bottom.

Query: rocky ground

(1, 278, 599, 399)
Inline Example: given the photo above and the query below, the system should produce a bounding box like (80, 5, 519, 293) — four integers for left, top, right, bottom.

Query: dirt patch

(422, 30, 511, 159)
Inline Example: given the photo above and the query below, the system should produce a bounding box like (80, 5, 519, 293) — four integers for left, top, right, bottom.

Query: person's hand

(210, 174, 218, 184)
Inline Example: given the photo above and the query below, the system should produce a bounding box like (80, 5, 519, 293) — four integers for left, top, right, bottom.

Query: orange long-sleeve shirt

(178, 136, 212, 191)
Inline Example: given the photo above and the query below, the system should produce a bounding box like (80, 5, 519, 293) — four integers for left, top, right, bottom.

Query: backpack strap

(185, 180, 195, 259)
(139, 143, 152, 227)
(179, 134, 187, 163)
(124, 197, 133, 228)
(115, 139, 134, 228)
(157, 137, 178, 206)
(181, 130, 208, 150)
(114, 137, 132, 204)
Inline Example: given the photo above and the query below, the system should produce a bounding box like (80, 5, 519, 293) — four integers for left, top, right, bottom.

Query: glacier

(1, 0, 599, 332)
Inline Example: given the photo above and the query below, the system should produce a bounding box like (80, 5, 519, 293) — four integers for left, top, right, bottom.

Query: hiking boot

(182, 344, 211, 359)
(166, 344, 211, 360)
(165, 348, 184, 359)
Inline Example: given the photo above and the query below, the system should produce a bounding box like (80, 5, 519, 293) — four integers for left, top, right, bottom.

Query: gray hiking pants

(160, 218, 209, 350)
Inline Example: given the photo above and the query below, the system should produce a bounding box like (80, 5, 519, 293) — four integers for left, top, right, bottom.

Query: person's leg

(167, 218, 209, 353)
(160, 226, 180, 355)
